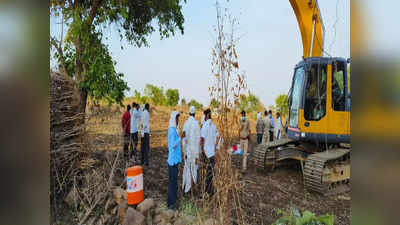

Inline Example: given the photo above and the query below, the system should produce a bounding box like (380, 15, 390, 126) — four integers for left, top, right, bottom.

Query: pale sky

(50, 0, 350, 106)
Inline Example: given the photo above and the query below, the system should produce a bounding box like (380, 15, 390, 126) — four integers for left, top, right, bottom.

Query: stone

(204, 218, 217, 225)
(113, 187, 127, 205)
(122, 207, 145, 225)
(118, 200, 129, 225)
(64, 189, 78, 208)
(173, 215, 194, 225)
(137, 198, 155, 214)
(161, 209, 175, 221)
(154, 214, 163, 224)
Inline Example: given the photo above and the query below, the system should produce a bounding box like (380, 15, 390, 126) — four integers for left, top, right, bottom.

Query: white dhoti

(182, 116, 201, 193)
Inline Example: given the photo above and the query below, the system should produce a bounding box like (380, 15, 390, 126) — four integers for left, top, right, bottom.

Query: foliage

(188, 99, 203, 110)
(238, 92, 262, 113)
(272, 208, 334, 225)
(50, 0, 187, 111)
(275, 94, 289, 116)
(133, 90, 148, 104)
(165, 89, 180, 107)
(210, 98, 220, 109)
(181, 98, 187, 106)
(144, 84, 166, 106)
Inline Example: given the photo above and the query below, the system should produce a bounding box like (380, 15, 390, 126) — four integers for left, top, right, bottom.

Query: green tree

(238, 92, 261, 112)
(144, 84, 166, 106)
(188, 99, 203, 110)
(275, 94, 289, 116)
(165, 89, 180, 106)
(50, 0, 186, 113)
(181, 98, 187, 106)
(210, 98, 220, 109)
(134, 90, 148, 104)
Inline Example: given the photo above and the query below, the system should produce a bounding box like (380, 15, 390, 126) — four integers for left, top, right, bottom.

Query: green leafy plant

(188, 99, 203, 110)
(272, 208, 334, 225)
(275, 94, 289, 117)
(166, 89, 180, 107)
(144, 84, 167, 106)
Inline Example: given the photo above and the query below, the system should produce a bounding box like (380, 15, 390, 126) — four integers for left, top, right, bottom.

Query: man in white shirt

(275, 112, 282, 140)
(182, 106, 201, 194)
(200, 108, 219, 196)
(130, 103, 142, 161)
(140, 103, 150, 166)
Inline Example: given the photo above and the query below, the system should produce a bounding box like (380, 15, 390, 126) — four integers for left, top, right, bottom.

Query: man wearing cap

(182, 106, 201, 194)
(200, 108, 219, 196)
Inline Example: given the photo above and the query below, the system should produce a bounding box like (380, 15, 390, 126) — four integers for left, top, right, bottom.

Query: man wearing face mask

(239, 110, 250, 173)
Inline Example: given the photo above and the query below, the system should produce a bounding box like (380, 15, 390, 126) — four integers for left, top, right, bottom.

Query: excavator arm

(289, 0, 325, 58)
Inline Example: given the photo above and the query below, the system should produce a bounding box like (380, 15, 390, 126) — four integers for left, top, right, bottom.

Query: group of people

(121, 102, 151, 166)
(167, 106, 220, 210)
(255, 110, 283, 145)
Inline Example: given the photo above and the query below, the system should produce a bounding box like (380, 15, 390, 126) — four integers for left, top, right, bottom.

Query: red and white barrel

(126, 166, 144, 205)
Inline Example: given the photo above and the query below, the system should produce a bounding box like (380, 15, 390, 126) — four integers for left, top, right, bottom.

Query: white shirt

(201, 119, 219, 158)
(141, 109, 150, 134)
(130, 108, 142, 133)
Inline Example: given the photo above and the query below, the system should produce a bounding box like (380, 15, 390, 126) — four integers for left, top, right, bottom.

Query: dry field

(85, 104, 350, 225)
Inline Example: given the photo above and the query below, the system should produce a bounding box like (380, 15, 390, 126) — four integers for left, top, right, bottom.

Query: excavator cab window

(289, 66, 305, 128)
(304, 63, 327, 121)
(332, 61, 346, 111)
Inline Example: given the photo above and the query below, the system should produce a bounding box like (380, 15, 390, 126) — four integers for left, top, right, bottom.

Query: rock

(204, 218, 217, 225)
(173, 215, 195, 225)
(137, 198, 155, 214)
(160, 209, 175, 222)
(154, 214, 163, 224)
(64, 189, 77, 208)
(118, 200, 129, 225)
(123, 207, 145, 225)
(113, 187, 127, 205)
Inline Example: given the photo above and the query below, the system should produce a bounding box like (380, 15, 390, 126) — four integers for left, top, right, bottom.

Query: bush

(166, 89, 180, 106)
(272, 208, 334, 225)
(188, 99, 203, 110)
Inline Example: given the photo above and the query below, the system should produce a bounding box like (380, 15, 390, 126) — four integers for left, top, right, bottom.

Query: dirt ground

(86, 105, 350, 225)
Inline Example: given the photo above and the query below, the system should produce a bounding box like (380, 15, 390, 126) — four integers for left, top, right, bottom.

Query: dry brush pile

(50, 72, 126, 225)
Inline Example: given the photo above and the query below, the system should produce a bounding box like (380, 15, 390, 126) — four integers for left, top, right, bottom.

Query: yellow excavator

(252, 0, 350, 195)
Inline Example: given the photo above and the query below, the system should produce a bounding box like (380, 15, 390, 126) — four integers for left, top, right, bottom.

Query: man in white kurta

(182, 106, 201, 193)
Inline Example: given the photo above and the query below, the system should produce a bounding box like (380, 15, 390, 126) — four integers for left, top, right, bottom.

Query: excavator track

(252, 138, 299, 169)
(303, 148, 350, 195)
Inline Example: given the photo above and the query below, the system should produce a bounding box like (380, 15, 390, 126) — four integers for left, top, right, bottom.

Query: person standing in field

(121, 105, 131, 160)
(130, 103, 142, 161)
(239, 110, 250, 173)
(268, 110, 275, 142)
(167, 111, 185, 210)
(182, 106, 201, 194)
(262, 110, 271, 144)
(140, 103, 150, 166)
(256, 112, 265, 144)
(275, 112, 282, 140)
(200, 108, 219, 197)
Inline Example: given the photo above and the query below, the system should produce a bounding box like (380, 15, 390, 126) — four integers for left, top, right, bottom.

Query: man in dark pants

(200, 109, 219, 197)
(122, 105, 131, 160)
(130, 103, 142, 161)
(268, 110, 275, 142)
(141, 103, 150, 166)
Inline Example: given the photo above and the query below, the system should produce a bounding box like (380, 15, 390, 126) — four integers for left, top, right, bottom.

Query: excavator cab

(287, 57, 350, 145)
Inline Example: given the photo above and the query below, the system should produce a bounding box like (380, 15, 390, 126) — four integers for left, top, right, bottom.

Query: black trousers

(123, 133, 130, 159)
(141, 133, 150, 165)
(257, 133, 263, 144)
(130, 132, 138, 159)
(167, 163, 179, 209)
(269, 130, 274, 142)
(205, 155, 215, 196)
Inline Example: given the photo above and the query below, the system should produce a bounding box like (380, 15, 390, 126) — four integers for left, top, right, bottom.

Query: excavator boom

(289, 0, 325, 58)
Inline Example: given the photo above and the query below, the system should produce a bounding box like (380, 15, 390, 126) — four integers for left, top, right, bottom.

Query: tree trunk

(80, 89, 88, 115)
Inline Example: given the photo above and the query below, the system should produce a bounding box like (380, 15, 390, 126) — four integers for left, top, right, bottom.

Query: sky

(50, 0, 350, 106)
